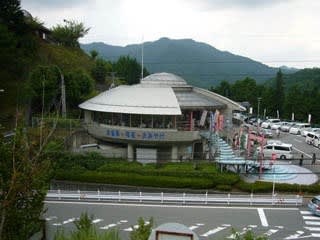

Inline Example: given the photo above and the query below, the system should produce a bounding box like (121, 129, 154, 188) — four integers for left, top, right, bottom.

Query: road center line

(293, 147, 312, 158)
(257, 208, 268, 227)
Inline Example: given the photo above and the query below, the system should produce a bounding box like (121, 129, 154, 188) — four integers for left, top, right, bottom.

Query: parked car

(261, 119, 281, 129)
(302, 128, 320, 137)
(313, 133, 320, 148)
(261, 129, 273, 138)
(305, 132, 320, 146)
(289, 123, 311, 135)
(308, 195, 320, 216)
(281, 122, 297, 132)
(270, 121, 285, 130)
(257, 142, 293, 160)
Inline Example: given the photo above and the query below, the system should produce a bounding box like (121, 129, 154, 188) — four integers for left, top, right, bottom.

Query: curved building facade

(79, 72, 245, 162)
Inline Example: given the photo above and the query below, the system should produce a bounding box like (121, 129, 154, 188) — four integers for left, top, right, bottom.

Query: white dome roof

(141, 72, 187, 86)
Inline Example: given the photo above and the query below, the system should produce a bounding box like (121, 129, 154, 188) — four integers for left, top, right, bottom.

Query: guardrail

(46, 190, 303, 206)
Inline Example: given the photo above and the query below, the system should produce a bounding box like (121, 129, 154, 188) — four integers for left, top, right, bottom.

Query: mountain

(81, 37, 297, 88)
(283, 68, 320, 89)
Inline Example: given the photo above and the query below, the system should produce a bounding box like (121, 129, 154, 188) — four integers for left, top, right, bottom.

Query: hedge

(55, 170, 215, 189)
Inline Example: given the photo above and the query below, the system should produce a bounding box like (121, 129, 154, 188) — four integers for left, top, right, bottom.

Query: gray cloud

(190, 0, 291, 10)
(22, 0, 91, 9)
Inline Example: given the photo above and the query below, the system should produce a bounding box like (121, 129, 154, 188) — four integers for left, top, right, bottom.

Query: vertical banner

(249, 107, 253, 114)
(210, 111, 215, 131)
(292, 113, 295, 121)
(263, 108, 266, 119)
(189, 111, 193, 131)
(276, 110, 279, 119)
(199, 110, 207, 126)
(214, 110, 220, 131)
(308, 114, 312, 123)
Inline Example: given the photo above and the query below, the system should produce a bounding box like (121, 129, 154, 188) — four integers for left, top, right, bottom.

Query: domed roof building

(79, 72, 245, 162)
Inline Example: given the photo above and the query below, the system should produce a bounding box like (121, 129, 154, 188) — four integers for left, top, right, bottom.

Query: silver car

(308, 196, 320, 216)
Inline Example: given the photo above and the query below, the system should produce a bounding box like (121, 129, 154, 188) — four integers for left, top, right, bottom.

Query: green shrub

(216, 184, 232, 192)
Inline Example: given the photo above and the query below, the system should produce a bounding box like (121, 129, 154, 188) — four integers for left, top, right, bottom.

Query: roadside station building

(79, 72, 245, 162)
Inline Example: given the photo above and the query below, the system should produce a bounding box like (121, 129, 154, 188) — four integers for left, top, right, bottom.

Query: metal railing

(46, 190, 303, 206)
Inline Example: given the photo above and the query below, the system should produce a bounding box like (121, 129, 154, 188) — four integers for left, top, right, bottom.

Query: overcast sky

(22, 0, 320, 68)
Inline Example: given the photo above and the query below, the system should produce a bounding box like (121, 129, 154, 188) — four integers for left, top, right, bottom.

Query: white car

(302, 128, 320, 137)
(289, 123, 311, 135)
(257, 142, 293, 160)
(261, 119, 281, 129)
(271, 121, 289, 130)
(281, 122, 296, 132)
(306, 132, 320, 145)
(313, 133, 320, 148)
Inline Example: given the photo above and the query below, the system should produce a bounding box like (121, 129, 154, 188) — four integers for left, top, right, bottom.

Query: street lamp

(257, 97, 262, 121)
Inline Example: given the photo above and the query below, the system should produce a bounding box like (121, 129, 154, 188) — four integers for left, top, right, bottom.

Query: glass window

(131, 114, 140, 128)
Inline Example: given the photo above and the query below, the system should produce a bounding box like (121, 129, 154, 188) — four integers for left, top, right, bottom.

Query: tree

(130, 217, 153, 240)
(0, 118, 54, 239)
(54, 212, 120, 240)
(0, 0, 26, 34)
(274, 70, 285, 117)
(211, 80, 232, 98)
(65, 69, 95, 107)
(114, 56, 149, 85)
(91, 58, 112, 83)
(27, 65, 61, 113)
(90, 49, 98, 60)
(51, 20, 89, 48)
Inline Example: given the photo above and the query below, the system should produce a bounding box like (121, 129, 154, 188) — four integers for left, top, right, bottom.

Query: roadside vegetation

(52, 151, 320, 194)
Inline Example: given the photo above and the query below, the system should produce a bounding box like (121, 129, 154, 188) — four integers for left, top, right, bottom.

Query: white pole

(272, 165, 276, 198)
(141, 36, 144, 80)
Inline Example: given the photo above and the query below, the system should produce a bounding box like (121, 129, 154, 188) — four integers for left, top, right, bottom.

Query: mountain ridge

(81, 37, 298, 88)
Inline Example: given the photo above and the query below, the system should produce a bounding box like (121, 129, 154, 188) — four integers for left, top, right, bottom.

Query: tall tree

(89, 49, 98, 60)
(0, 120, 53, 239)
(51, 20, 89, 48)
(274, 70, 285, 117)
(114, 56, 149, 85)
(0, 0, 25, 34)
(91, 58, 112, 83)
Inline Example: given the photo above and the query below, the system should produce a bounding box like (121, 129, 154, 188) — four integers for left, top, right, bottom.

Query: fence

(46, 190, 303, 206)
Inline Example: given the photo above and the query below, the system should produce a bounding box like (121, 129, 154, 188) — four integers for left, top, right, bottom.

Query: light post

(257, 97, 262, 122)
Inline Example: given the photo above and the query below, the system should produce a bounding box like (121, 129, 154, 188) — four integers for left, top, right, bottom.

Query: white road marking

(285, 230, 304, 239)
(45, 216, 57, 221)
(100, 223, 117, 230)
(62, 218, 76, 225)
(52, 223, 62, 226)
(45, 201, 299, 211)
(293, 147, 312, 158)
(276, 226, 284, 229)
(311, 233, 320, 237)
(123, 221, 150, 232)
(304, 226, 320, 231)
(222, 224, 231, 227)
(303, 216, 320, 220)
(300, 211, 312, 215)
(189, 225, 199, 230)
(92, 219, 103, 224)
(201, 226, 227, 237)
(305, 221, 320, 226)
(227, 226, 257, 239)
(196, 223, 205, 226)
(264, 229, 279, 236)
(258, 208, 268, 227)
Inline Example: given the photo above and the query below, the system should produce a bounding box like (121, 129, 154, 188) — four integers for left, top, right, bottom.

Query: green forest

(211, 69, 320, 123)
(0, 1, 147, 130)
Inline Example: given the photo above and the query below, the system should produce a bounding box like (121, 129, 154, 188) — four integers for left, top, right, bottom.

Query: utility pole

(55, 66, 66, 118)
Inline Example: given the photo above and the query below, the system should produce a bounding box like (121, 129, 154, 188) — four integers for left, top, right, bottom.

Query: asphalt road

(44, 201, 320, 240)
